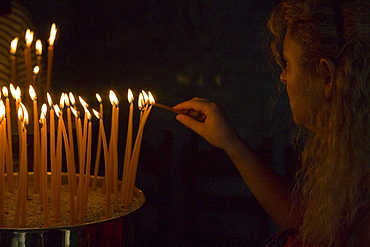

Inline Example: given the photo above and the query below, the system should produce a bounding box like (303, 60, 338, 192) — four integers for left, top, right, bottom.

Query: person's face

(280, 29, 324, 129)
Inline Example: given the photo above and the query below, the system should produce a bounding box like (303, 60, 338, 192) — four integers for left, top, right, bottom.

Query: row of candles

(4, 22, 180, 228)
(0, 84, 156, 228)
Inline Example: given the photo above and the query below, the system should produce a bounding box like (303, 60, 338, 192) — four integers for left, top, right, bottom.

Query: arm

(174, 97, 299, 229)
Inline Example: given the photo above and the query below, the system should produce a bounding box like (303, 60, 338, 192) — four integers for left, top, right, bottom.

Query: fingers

(175, 114, 205, 135)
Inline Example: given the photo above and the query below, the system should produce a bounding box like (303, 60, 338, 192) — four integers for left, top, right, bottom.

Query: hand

(173, 97, 242, 151)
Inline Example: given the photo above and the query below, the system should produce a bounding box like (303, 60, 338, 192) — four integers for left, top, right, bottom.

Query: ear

(319, 58, 337, 97)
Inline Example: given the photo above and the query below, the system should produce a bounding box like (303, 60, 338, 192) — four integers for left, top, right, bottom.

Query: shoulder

(346, 208, 370, 247)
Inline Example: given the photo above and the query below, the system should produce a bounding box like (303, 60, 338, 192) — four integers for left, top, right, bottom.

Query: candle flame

(96, 93, 102, 103)
(10, 37, 18, 54)
(127, 89, 134, 104)
(138, 92, 144, 110)
(70, 107, 79, 118)
(35, 39, 42, 55)
(142, 90, 149, 104)
(79, 96, 89, 109)
(29, 85, 37, 101)
(47, 93, 53, 107)
(2, 87, 8, 98)
(40, 103, 47, 119)
(53, 104, 61, 117)
(15, 87, 21, 101)
(109, 90, 119, 106)
(148, 91, 155, 105)
(49, 23, 57, 46)
(85, 109, 92, 120)
(69, 92, 76, 106)
(9, 84, 15, 99)
(92, 109, 100, 119)
(0, 100, 5, 121)
(64, 93, 70, 107)
(59, 93, 65, 109)
(18, 103, 29, 127)
(33, 66, 39, 75)
(25, 29, 34, 47)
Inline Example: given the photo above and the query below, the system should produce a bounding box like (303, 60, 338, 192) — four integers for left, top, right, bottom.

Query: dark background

(20, 1, 294, 246)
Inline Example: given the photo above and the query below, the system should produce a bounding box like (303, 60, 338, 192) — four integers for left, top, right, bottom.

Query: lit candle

(9, 37, 18, 85)
(109, 90, 119, 211)
(14, 103, 28, 227)
(39, 104, 49, 226)
(35, 40, 42, 94)
(46, 23, 57, 93)
(24, 29, 34, 86)
(121, 89, 134, 202)
(2, 86, 14, 193)
(92, 93, 103, 190)
(64, 94, 77, 194)
(0, 101, 6, 226)
(47, 93, 56, 185)
(29, 85, 40, 194)
(124, 91, 154, 207)
(81, 109, 92, 222)
(93, 109, 110, 218)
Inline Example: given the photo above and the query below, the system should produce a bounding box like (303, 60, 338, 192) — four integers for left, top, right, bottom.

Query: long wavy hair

(268, 0, 370, 245)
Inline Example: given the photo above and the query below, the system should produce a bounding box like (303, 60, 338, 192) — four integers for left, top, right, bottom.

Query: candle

(35, 40, 42, 95)
(24, 29, 34, 86)
(92, 93, 103, 190)
(46, 23, 57, 93)
(64, 94, 77, 194)
(39, 104, 49, 226)
(93, 109, 110, 218)
(14, 103, 28, 227)
(47, 93, 56, 192)
(9, 37, 18, 85)
(81, 110, 92, 221)
(0, 101, 6, 226)
(109, 90, 119, 211)
(124, 91, 154, 207)
(121, 89, 134, 202)
(29, 85, 40, 194)
(2, 87, 14, 193)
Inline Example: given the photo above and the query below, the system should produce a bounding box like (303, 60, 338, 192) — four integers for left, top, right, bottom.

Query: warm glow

(25, 29, 34, 47)
(64, 93, 70, 107)
(49, 23, 57, 46)
(79, 96, 88, 109)
(18, 103, 29, 126)
(47, 93, 53, 107)
(109, 90, 119, 106)
(93, 109, 101, 119)
(127, 89, 134, 104)
(69, 92, 76, 107)
(59, 93, 65, 109)
(96, 93, 102, 103)
(71, 107, 79, 118)
(85, 109, 92, 121)
(142, 91, 149, 104)
(35, 39, 42, 55)
(10, 37, 18, 54)
(53, 104, 61, 117)
(29, 85, 37, 101)
(14, 87, 21, 101)
(148, 91, 155, 105)
(2, 86, 8, 98)
(0, 100, 5, 121)
(138, 93, 144, 110)
(33, 66, 39, 75)
(9, 84, 16, 99)
(40, 103, 47, 119)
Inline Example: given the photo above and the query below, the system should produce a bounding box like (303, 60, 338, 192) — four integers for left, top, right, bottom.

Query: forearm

(224, 139, 299, 229)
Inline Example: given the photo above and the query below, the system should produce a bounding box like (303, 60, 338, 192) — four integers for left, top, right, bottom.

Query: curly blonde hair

(268, 0, 370, 245)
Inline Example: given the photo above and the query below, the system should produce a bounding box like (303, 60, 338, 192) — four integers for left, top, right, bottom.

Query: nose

(280, 69, 287, 84)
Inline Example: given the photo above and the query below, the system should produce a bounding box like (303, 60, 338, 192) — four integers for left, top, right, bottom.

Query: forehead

(283, 29, 303, 55)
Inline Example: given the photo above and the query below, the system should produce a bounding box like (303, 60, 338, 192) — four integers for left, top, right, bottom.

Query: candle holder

(0, 172, 145, 247)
